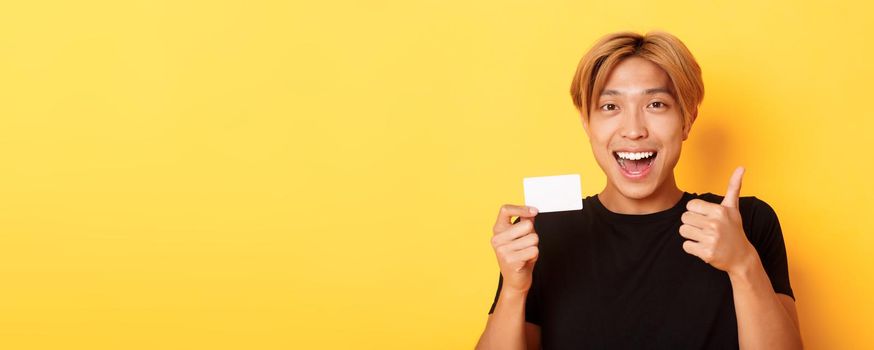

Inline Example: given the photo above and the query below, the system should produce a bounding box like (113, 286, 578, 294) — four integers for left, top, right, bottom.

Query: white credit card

(523, 174, 583, 213)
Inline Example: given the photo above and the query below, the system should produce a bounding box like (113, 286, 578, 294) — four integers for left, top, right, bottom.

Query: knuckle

(531, 246, 539, 256)
(495, 244, 505, 254)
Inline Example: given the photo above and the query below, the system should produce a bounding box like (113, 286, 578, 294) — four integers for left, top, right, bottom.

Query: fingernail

(529, 207, 538, 214)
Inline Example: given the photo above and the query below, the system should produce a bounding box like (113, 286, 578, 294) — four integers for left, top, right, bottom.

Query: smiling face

(581, 56, 692, 203)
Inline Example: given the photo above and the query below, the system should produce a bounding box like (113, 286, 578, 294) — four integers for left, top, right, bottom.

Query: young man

(475, 32, 802, 349)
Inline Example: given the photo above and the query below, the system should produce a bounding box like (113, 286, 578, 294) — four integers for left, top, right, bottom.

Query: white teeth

(616, 151, 655, 160)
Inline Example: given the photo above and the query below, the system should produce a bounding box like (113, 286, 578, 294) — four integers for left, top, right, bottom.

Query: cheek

(586, 134, 612, 161)
(654, 122, 685, 144)
(587, 122, 616, 143)
(662, 142, 684, 167)
(590, 141, 611, 164)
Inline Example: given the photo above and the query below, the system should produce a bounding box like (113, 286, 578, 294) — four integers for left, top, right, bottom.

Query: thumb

(721, 166, 745, 208)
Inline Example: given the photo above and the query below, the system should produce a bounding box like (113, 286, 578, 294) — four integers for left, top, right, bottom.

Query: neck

(598, 174, 684, 214)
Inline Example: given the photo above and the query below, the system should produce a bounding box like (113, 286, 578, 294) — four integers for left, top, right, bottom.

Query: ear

(682, 108, 698, 141)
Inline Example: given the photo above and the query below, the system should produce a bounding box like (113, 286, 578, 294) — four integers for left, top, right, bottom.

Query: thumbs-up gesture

(679, 166, 757, 274)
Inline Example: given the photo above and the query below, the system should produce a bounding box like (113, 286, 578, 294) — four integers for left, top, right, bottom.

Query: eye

(600, 103, 618, 111)
(648, 101, 667, 109)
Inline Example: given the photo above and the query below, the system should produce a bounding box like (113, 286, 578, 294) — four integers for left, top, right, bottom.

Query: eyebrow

(600, 87, 672, 96)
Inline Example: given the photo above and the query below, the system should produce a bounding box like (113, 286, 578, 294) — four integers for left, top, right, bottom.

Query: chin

(613, 182, 659, 200)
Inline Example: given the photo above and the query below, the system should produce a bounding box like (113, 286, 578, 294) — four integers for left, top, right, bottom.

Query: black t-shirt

(488, 191, 794, 349)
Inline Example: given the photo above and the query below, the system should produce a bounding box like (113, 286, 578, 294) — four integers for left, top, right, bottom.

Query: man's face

(582, 56, 691, 200)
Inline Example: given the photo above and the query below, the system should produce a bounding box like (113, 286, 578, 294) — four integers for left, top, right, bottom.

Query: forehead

(601, 56, 671, 94)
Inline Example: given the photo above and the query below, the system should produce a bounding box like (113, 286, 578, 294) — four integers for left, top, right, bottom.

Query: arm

(477, 204, 542, 350)
(729, 254, 803, 349)
(679, 167, 802, 349)
(475, 291, 541, 350)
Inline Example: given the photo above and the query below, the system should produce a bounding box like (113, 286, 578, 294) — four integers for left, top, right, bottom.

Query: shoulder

(695, 192, 777, 219)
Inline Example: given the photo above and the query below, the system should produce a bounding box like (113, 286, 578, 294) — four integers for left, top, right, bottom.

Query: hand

(679, 166, 757, 275)
(490, 204, 540, 294)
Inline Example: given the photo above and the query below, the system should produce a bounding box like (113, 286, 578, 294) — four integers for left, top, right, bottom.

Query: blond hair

(570, 31, 704, 128)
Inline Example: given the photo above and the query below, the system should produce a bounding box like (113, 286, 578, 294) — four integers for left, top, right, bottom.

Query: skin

(476, 56, 802, 349)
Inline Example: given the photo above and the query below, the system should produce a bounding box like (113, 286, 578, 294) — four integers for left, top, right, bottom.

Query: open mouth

(613, 151, 657, 178)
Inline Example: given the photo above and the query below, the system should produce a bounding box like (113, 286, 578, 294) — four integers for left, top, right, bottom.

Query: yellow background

(1, 1, 872, 349)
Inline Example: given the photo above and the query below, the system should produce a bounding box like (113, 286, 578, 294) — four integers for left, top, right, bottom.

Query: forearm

(475, 290, 528, 350)
(729, 254, 802, 349)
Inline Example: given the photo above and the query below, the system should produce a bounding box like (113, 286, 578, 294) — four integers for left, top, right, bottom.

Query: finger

(494, 204, 538, 234)
(686, 199, 721, 216)
(504, 233, 539, 251)
(678, 224, 707, 242)
(681, 240, 707, 260)
(492, 219, 535, 246)
(517, 215, 535, 225)
(680, 210, 710, 229)
(721, 166, 745, 208)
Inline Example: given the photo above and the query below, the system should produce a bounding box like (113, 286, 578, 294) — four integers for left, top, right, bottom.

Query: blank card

(523, 174, 583, 213)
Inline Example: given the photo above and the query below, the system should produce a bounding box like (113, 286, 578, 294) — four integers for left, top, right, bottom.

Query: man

(475, 31, 802, 349)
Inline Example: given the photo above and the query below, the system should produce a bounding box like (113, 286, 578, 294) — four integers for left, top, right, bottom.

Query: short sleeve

(747, 197, 795, 300)
(487, 216, 543, 325)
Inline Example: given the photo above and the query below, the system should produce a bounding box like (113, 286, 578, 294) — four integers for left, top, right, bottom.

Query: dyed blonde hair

(570, 31, 704, 129)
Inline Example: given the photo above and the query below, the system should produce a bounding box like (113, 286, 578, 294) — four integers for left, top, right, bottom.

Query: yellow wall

(1, 1, 871, 349)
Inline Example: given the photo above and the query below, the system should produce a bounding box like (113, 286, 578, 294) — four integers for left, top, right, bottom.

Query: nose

(619, 109, 648, 140)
